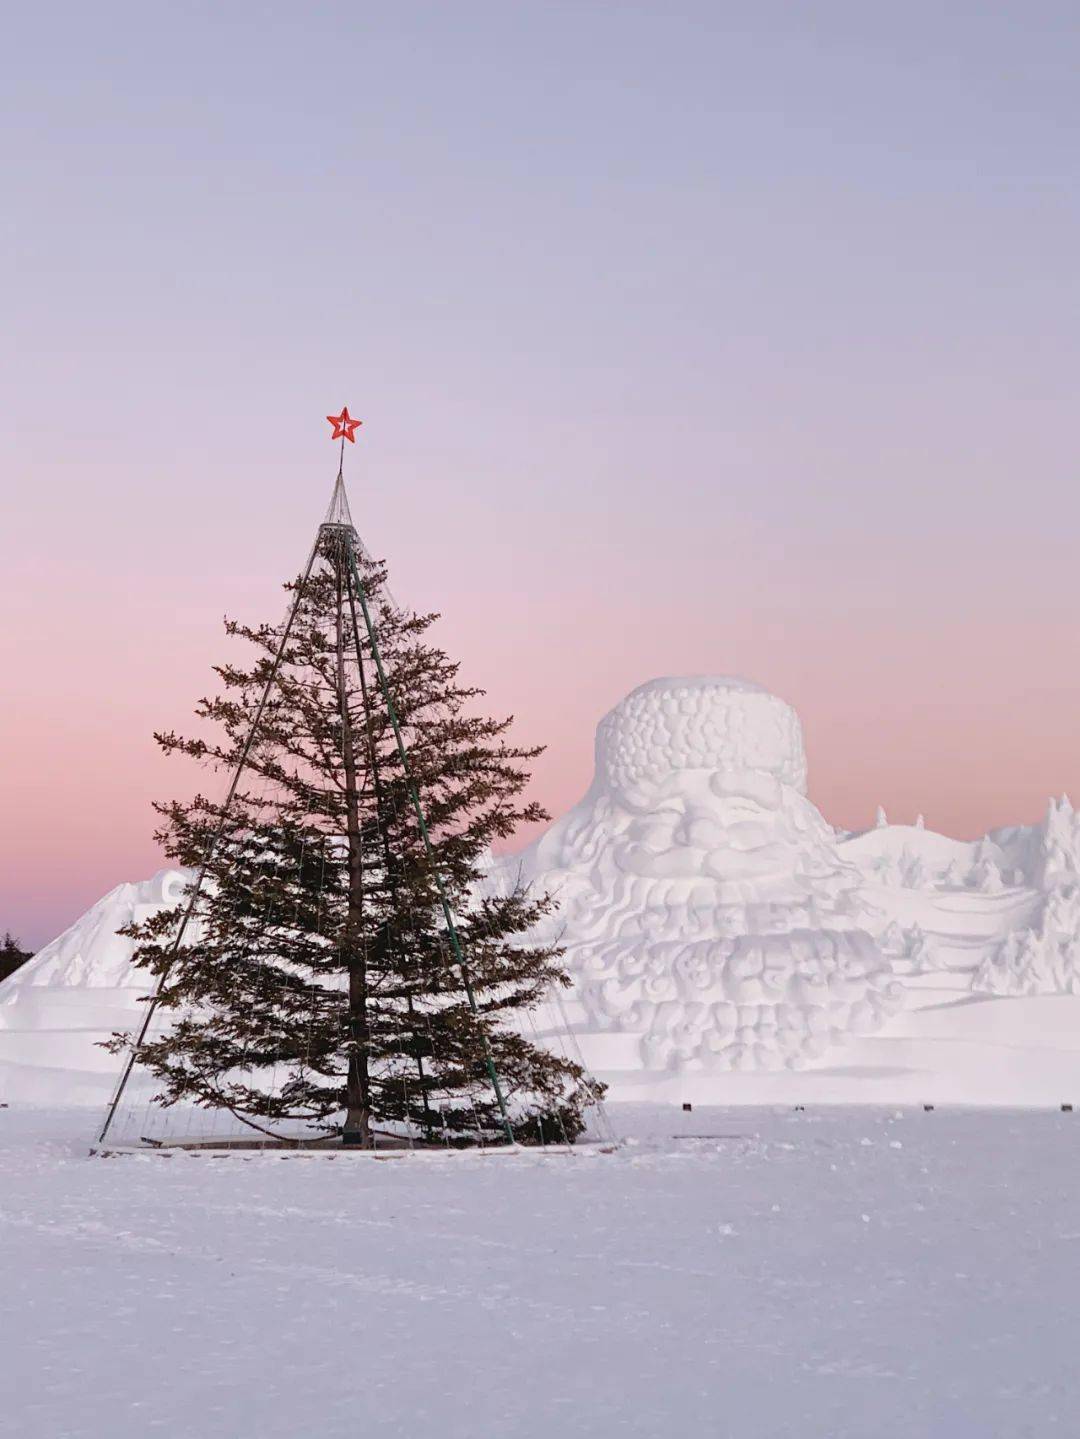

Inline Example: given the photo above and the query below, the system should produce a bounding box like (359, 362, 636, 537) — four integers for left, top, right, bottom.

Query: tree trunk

(335, 544, 371, 1147)
(343, 567, 435, 1140)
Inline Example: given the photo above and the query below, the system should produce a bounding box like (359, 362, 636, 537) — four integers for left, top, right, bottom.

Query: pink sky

(4, 3, 1080, 947)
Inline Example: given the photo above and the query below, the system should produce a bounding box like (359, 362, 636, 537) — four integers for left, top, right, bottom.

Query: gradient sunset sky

(4, 2, 1080, 948)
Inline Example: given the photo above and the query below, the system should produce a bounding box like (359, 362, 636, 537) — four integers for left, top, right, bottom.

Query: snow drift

(6, 675, 1080, 1107)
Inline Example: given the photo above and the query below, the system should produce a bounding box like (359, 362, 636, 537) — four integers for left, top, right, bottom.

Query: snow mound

(10, 870, 188, 991)
(0, 870, 186, 1103)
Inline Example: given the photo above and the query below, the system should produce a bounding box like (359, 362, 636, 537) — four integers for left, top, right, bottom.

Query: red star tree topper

(326, 407, 362, 443)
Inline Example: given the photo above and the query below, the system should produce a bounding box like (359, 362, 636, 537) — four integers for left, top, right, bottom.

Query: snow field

(2, 1102, 1079, 1438)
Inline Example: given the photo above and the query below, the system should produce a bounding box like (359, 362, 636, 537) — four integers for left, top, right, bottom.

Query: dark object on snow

(0, 933, 32, 983)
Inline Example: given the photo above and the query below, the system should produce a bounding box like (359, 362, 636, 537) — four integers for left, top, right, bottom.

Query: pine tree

(0, 933, 32, 983)
(973, 856, 1003, 894)
(903, 923, 933, 972)
(900, 849, 926, 889)
(108, 525, 602, 1147)
(880, 921, 904, 956)
(940, 860, 962, 889)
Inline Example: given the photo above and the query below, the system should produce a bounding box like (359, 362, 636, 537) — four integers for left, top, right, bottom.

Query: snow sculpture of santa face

(517, 677, 900, 1074)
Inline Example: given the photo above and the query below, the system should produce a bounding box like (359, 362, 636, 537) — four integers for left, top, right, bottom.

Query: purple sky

(4, 2, 1080, 948)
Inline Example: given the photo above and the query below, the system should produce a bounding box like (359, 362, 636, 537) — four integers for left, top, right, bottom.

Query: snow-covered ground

(2, 1101, 1078, 1438)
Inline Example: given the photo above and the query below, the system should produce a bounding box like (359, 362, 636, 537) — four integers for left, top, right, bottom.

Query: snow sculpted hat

(594, 676, 808, 798)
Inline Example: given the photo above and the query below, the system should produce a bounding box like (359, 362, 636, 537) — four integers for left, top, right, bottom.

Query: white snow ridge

(5, 675, 1080, 1107)
(0, 870, 185, 1104)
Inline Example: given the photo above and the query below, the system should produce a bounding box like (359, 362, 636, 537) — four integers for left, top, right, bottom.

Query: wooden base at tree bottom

(89, 1136, 619, 1159)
